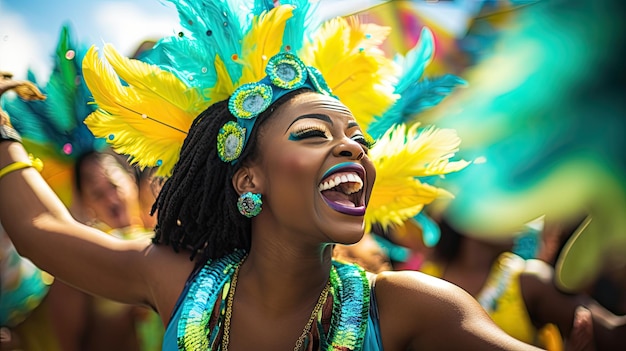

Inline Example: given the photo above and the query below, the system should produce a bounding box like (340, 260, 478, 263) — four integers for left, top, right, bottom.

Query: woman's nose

(333, 138, 364, 160)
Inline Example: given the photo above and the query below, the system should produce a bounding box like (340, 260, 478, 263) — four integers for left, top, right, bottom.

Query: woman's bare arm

(0, 140, 195, 321)
(375, 270, 544, 351)
(0, 140, 150, 300)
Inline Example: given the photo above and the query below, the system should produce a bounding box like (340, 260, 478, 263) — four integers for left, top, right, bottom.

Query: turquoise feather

(367, 74, 466, 139)
(366, 26, 463, 139)
(252, 0, 275, 16)
(145, 0, 315, 92)
(250, 0, 315, 53)
(277, 0, 315, 53)
(2, 23, 105, 161)
(141, 36, 220, 98)
(393, 27, 435, 95)
(46, 25, 80, 132)
(164, 0, 245, 83)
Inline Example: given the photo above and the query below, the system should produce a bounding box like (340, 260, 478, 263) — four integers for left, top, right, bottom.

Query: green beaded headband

(217, 52, 335, 163)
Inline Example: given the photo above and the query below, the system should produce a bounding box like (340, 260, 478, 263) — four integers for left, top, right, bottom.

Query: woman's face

(251, 92, 376, 245)
(78, 155, 138, 230)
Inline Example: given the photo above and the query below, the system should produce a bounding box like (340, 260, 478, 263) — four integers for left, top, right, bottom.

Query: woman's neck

(238, 239, 333, 316)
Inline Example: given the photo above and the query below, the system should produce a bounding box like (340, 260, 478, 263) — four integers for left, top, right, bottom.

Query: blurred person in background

(71, 149, 163, 351)
(2, 3, 604, 350)
(0, 225, 58, 351)
(418, 210, 626, 351)
(1, 25, 163, 351)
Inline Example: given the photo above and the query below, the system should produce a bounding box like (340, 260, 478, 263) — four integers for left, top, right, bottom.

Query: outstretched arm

(0, 76, 192, 316)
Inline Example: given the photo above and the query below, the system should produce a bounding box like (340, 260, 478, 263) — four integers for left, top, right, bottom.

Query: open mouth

(318, 163, 366, 216)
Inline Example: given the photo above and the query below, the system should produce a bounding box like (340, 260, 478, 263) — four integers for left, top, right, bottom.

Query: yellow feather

(346, 17, 389, 51)
(365, 179, 449, 232)
(204, 55, 237, 103)
(301, 17, 399, 128)
(82, 45, 208, 177)
(239, 5, 295, 85)
(371, 123, 469, 177)
(365, 123, 469, 231)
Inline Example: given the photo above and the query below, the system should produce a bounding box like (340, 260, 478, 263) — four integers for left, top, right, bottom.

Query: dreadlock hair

(152, 88, 312, 264)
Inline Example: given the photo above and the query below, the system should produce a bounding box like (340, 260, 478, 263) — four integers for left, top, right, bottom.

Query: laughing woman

(0, 1, 594, 350)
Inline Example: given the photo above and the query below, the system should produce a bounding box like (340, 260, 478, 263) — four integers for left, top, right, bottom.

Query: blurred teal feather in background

(428, 0, 626, 291)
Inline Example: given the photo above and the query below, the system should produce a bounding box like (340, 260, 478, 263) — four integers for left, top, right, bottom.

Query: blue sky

(0, 0, 393, 83)
(0, 0, 182, 81)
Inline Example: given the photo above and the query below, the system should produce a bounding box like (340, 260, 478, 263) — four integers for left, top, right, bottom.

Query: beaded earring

(237, 192, 262, 218)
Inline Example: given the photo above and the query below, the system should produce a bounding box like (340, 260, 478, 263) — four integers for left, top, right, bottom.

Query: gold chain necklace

(221, 262, 332, 351)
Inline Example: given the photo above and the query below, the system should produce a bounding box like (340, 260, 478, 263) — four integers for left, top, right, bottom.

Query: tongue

(322, 190, 355, 207)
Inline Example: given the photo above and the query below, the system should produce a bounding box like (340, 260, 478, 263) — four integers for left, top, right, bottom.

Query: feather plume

(165, 0, 245, 82)
(141, 36, 219, 95)
(78, 1, 469, 231)
(82, 45, 209, 176)
(277, 0, 315, 53)
(47, 25, 78, 131)
(239, 5, 295, 84)
(5, 24, 105, 162)
(394, 27, 435, 95)
(366, 123, 469, 230)
(301, 17, 399, 128)
(368, 74, 467, 139)
(2, 24, 106, 205)
(252, 0, 276, 15)
(204, 55, 236, 103)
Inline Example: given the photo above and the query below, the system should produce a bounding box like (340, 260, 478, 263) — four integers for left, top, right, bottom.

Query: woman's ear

(232, 166, 263, 195)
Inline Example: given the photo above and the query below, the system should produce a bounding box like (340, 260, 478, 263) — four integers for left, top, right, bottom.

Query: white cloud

(90, 2, 180, 56)
(0, 6, 50, 81)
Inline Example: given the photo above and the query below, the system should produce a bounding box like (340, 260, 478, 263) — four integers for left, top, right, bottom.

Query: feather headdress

(82, 0, 468, 231)
(3, 24, 107, 205)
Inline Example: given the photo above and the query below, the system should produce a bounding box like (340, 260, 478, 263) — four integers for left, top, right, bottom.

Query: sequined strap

(177, 254, 369, 351)
(319, 261, 371, 351)
(176, 250, 246, 351)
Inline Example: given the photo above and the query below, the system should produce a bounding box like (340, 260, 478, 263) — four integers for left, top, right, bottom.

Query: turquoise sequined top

(162, 251, 383, 350)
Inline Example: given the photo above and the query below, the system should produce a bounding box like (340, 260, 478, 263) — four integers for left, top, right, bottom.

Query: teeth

(318, 172, 363, 193)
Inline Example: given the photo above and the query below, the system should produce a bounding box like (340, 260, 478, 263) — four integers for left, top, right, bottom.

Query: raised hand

(0, 71, 46, 126)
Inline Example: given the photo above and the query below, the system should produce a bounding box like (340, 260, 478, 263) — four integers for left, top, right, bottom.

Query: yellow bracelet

(0, 154, 43, 180)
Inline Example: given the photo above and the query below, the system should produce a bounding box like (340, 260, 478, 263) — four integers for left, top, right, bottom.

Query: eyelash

(352, 134, 374, 149)
(289, 126, 328, 140)
(289, 126, 374, 149)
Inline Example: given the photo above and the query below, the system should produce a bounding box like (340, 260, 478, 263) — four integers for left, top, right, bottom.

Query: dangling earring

(237, 192, 262, 218)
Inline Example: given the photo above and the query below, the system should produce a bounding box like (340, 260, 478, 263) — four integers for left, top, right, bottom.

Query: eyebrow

(347, 121, 359, 129)
(286, 113, 333, 132)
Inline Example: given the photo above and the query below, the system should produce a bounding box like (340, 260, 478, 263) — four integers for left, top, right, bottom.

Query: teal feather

(4, 70, 49, 143)
(252, 0, 275, 16)
(394, 27, 435, 95)
(3, 23, 105, 161)
(141, 36, 220, 98)
(413, 212, 441, 248)
(164, 0, 245, 83)
(278, 0, 315, 53)
(250, 0, 316, 53)
(46, 25, 79, 132)
(367, 74, 466, 139)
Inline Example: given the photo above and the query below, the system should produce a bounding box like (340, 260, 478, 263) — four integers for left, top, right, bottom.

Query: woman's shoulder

(371, 270, 495, 349)
(373, 270, 471, 307)
(373, 270, 483, 327)
(140, 242, 198, 324)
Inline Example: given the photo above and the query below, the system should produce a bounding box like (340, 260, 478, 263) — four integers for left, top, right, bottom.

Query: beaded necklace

(176, 251, 370, 351)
